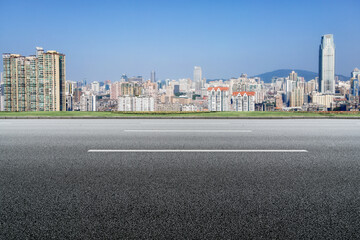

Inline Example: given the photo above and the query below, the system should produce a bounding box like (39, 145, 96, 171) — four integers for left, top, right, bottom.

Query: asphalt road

(1, 119, 360, 239)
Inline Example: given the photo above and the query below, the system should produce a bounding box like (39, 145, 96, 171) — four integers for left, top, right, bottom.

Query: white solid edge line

(124, 130, 252, 132)
(88, 149, 308, 153)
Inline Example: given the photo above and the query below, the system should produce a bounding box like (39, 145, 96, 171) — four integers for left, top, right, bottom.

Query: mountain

(252, 69, 349, 83)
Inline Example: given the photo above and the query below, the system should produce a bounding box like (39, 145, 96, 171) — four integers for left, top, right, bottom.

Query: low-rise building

(181, 104, 199, 112)
(311, 93, 334, 109)
(118, 96, 155, 111)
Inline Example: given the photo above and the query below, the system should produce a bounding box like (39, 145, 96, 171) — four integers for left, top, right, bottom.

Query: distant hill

(253, 69, 349, 83)
(207, 69, 349, 83)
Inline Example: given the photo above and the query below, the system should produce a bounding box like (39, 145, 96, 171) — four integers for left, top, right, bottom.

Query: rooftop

(232, 91, 256, 96)
(207, 87, 229, 91)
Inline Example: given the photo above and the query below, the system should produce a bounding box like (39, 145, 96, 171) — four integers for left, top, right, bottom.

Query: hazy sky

(0, 0, 359, 82)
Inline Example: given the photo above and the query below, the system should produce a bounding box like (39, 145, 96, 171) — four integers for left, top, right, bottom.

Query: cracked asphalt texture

(1, 119, 360, 239)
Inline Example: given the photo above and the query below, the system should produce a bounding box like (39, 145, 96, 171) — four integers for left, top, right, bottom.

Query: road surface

(1, 119, 360, 239)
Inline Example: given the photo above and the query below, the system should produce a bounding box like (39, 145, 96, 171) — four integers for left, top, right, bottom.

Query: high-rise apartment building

(110, 81, 144, 99)
(207, 87, 230, 111)
(290, 87, 304, 107)
(0, 72, 4, 111)
(91, 81, 100, 93)
(350, 68, 360, 98)
(289, 71, 298, 82)
(319, 34, 335, 94)
(2, 47, 66, 111)
(65, 80, 76, 96)
(351, 68, 360, 79)
(121, 82, 142, 96)
(80, 93, 96, 111)
(275, 94, 283, 109)
(231, 91, 255, 111)
(350, 78, 359, 97)
(110, 82, 122, 100)
(143, 80, 158, 97)
(305, 80, 317, 95)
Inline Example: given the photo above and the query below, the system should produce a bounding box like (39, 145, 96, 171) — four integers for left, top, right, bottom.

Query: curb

(1, 116, 360, 119)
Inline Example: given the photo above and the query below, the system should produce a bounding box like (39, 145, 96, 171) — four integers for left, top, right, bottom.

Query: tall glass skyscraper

(151, 70, 156, 83)
(319, 34, 335, 94)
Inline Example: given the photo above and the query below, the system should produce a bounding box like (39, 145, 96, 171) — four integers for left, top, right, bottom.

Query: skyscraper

(319, 34, 335, 94)
(151, 71, 156, 83)
(2, 47, 66, 111)
(194, 66, 202, 93)
(194, 66, 202, 82)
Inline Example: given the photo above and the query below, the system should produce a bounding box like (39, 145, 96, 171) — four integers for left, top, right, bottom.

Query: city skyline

(2, 35, 359, 113)
(0, 0, 359, 82)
